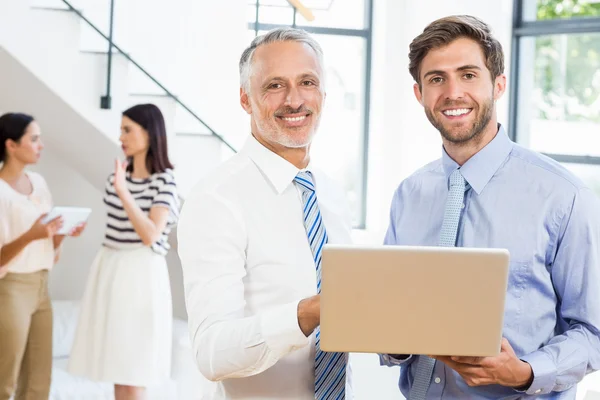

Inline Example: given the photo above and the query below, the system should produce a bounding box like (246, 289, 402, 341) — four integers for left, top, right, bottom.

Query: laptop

(319, 244, 510, 357)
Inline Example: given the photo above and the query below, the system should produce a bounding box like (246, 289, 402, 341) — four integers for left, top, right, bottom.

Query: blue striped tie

(294, 171, 347, 400)
(409, 169, 466, 400)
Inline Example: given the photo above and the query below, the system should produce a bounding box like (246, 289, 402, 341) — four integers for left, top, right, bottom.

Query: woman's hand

(28, 214, 64, 241)
(113, 159, 128, 196)
(53, 221, 87, 250)
(68, 222, 87, 237)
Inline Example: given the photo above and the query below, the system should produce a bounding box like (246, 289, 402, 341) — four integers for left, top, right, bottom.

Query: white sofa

(50, 300, 204, 400)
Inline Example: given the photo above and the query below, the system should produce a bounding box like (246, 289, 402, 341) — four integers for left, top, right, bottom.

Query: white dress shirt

(177, 135, 353, 399)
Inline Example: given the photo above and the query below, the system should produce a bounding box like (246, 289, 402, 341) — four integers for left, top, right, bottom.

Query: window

(511, 0, 600, 197)
(247, 0, 373, 228)
(521, 0, 600, 21)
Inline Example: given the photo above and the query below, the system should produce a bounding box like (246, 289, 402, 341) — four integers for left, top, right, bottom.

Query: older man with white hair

(178, 27, 353, 399)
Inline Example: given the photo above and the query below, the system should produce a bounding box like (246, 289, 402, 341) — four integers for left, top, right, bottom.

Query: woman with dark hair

(68, 104, 180, 400)
(0, 112, 85, 400)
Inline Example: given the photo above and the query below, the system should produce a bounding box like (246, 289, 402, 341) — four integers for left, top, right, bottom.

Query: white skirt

(68, 246, 172, 386)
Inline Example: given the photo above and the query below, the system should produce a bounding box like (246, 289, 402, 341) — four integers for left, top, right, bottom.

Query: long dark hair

(0, 112, 35, 162)
(122, 104, 173, 174)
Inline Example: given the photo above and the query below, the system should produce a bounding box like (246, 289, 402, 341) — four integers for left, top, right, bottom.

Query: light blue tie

(409, 169, 466, 400)
(294, 171, 347, 400)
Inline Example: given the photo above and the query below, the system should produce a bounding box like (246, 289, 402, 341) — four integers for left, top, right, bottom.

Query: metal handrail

(61, 0, 237, 153)
(99, 0, 114, 109)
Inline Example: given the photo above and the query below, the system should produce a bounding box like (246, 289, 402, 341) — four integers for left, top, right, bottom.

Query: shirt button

(461, 203, 465, 209)
(534, 389, 542, 394)
(434, 377, 441, 384)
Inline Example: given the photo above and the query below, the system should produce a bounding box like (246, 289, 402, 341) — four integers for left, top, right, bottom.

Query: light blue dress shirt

(381, 126, 600, 399)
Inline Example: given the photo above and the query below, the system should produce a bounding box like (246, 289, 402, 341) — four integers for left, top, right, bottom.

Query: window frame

(509, 0, 600, 166)
(248, 0, 374, 228)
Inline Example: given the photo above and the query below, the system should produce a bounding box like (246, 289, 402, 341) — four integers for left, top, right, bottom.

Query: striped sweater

(102, 169, 180, 256)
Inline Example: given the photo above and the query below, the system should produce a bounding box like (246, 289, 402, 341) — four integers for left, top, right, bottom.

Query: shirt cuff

(517, 351, 556, 396)
(380, 353, 413, 366)
(260, 300, 310, 358)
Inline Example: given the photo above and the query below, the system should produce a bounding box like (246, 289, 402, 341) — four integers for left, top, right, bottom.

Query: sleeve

(383, 186, 401, 246)
(380, 353, 414, 367)
(105, 173, 114, 194)
(379, 185, 416, 367)
(519, 187, 600, 396)
(0, 198, 8, 248)
(177, 187, 309, 382)
(151, 172, 180, 222)
(103, 174, 116, 208)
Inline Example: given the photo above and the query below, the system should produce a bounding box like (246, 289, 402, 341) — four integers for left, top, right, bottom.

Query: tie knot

(449, 169, 466, 189)
(294, 171, 315, 192)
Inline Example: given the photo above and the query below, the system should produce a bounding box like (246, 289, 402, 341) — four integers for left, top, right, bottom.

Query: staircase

(0, 0, 237, 196)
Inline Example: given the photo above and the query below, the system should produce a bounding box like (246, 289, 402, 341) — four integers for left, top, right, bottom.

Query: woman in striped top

(103, 168, 177, 255)
(68, 104, 180, 400)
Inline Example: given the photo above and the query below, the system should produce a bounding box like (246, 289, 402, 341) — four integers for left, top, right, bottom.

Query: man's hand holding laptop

(431, 338, 533, 389)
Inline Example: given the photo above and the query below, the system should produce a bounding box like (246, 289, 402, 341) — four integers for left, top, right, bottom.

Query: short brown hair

(408, 15, 504, 86)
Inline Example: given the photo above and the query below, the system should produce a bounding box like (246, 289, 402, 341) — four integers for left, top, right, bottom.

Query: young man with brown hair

(381, 15, 600, 399)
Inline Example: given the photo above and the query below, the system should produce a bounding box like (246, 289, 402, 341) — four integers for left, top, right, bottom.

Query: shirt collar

(442, 124, 513, 194)
(241, 135, 306, 194)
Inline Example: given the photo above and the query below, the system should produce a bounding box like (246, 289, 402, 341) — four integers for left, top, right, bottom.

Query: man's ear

(493, 74, 507, 101)
(240, 87, 252, 115)
(413, 83, 424, 105)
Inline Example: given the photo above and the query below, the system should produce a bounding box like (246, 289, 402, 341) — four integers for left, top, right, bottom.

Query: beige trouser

(0, 270, 52, 400)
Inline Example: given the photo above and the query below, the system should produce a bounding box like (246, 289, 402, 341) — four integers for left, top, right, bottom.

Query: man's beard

(425, 95, 494, 145)
(254, 105, 319, 148)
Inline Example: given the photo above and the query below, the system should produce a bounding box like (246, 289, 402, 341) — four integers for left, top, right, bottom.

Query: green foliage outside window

(534, 0, 600, 122)
(537, 0, 600, 19)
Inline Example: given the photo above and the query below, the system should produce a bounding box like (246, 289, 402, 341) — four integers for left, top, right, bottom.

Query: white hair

(239, 27, 325, 93)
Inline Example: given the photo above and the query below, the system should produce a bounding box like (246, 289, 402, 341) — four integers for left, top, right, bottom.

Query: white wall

(0, 6, 124, 188)
(121, 0, 248, 146)
(54, 0, 250, 147)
